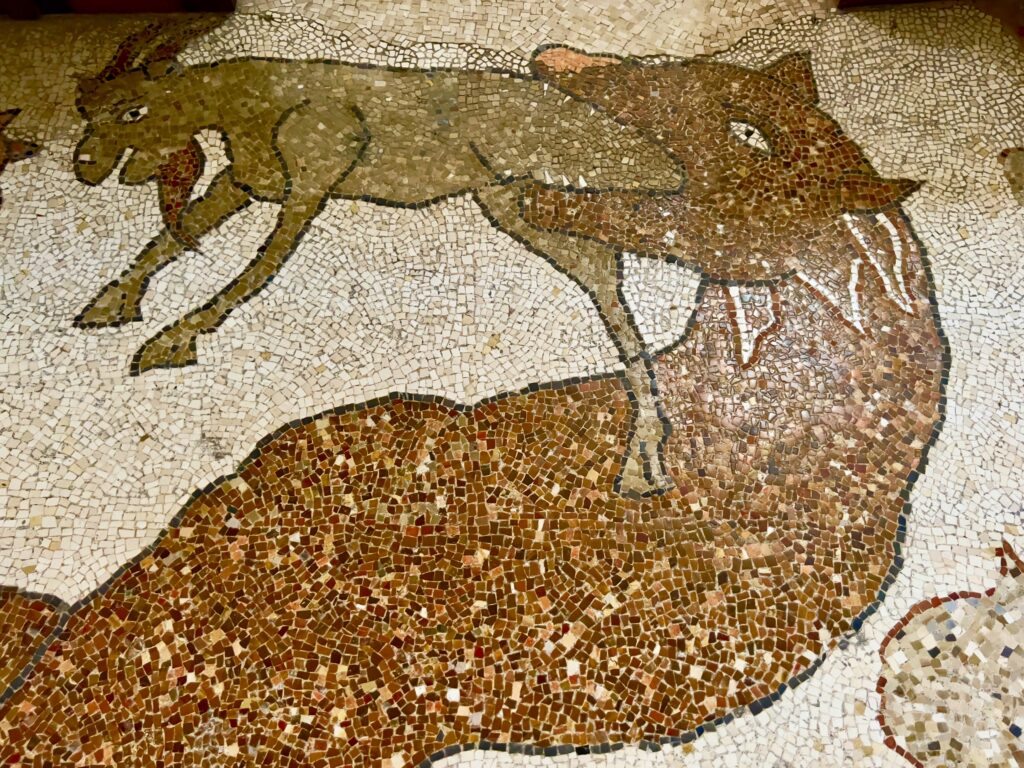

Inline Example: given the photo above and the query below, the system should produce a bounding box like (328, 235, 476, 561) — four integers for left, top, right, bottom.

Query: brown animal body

(0, 38, 946, 767)
(0, 225, 943, 765)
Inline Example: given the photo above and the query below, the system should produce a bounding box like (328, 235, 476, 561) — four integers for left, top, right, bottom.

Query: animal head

(74, 17, 224, 187)
(526, 48, 921, 283)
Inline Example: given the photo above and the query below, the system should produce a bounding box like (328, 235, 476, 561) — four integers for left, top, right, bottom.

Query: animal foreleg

(617, 353, 673, 497)
(130, 192, 326, 375)
(474, 183, 674, 497)
(75, 170, 251, 328)
(130, 100, 367, 375)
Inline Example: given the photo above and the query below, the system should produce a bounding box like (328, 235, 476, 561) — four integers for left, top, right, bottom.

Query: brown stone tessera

(0, 10, 963, 768)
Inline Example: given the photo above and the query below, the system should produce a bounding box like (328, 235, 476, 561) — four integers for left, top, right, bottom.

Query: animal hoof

(131, 325, 199, 375)
(74, 281, 143, 328)
(615, 450, 675, 498)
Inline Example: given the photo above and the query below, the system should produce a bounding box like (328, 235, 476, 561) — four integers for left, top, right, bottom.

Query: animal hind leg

(75, 170, 251, 328)
(473, 183, 674, 497)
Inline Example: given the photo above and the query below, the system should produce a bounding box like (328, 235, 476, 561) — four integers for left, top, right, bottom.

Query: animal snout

(838, 171, 921, 213)
(75, 153, 111, 185)
(74, 136, 121, 186)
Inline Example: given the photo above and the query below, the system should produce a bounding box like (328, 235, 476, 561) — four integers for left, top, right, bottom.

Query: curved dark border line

(0, 209, 950, 760)
(1, 17, 951, 763)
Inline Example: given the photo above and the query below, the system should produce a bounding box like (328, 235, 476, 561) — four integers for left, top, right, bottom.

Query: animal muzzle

(74, 132, 121, 186)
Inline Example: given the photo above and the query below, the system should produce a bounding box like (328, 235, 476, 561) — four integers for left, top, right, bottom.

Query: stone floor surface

(0, 0, 1021, 766)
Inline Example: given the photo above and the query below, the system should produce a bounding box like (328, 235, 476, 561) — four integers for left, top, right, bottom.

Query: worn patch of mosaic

(878, 541, 1024, 768)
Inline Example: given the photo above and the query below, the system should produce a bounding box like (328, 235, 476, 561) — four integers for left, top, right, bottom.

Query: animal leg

(474, 183, 674, 497)
(75, 170, 251, 328)
(132, 102, 367, 375)
(618, 354, 673, 497)
(130, 191, 328, 375)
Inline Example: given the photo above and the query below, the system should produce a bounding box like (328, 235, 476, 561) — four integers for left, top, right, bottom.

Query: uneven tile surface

(1002, 147, 1024, 205)
(0, 2, 1021, 766)
(878, 542, 1024, 768)
(0, 589, 61, 694)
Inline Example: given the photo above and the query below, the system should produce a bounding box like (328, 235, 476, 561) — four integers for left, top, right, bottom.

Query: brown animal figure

(71, 18, 684, 496)
(0, 109, 39, 206)
(0, 50, 945, 767)
(523, 48, 922, 363)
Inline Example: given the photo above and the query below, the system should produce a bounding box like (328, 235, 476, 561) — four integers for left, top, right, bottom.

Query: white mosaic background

(0, 3, 1022, 766)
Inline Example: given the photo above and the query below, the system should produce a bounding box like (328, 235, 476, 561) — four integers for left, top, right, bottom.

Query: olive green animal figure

(0, 109, 39, 206)
(71, 17, 684, 497)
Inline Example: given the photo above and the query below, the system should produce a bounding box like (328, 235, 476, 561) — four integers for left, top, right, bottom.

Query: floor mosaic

(0, 2, 1021, 765)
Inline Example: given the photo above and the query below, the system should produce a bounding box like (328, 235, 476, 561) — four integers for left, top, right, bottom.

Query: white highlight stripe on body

(843, 213, 914, 314)
(728, 285, 753, 365)
(848, 255, 864, 332)
(795, 264, 864, 334)
(879, 212, 915, 311)
(727, 284, 778, 366)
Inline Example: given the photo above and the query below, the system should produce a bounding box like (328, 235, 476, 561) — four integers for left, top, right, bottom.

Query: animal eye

(728, 120, 771, 155)
(120, 106, 149, 123)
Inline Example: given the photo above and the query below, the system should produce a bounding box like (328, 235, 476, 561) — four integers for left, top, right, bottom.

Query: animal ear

(763, 52, 818, 104)
(530, 46, 623, 79)
(840, 173, 921, 212)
